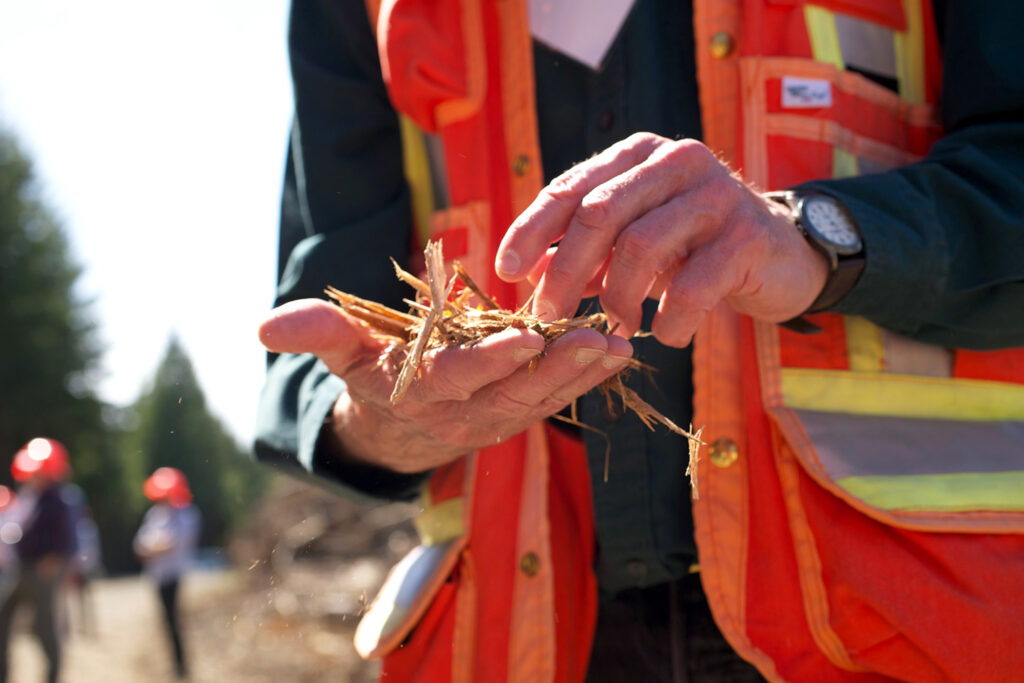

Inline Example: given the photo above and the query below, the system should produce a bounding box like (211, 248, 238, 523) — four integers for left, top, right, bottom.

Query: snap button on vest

(520, 551, 540, 576)
(709, 438, 739, 468)
(512, 154, 531, 177)
(709, 32, 735, 59)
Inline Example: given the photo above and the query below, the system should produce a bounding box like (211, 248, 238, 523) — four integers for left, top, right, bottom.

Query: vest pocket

(738, 56, 940, 189)
(771, 428, 1024, 680)
(754, 317, 1024, 678)
(375, 0, 486, 132)
(756, 318, 1024, 531)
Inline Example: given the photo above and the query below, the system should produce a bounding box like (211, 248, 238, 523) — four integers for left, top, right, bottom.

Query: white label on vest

(781, 76, 833, 109)
(529, 0, 635, 71)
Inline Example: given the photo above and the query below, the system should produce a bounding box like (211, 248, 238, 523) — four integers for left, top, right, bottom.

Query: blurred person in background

(133, 467, 200, 680)
(0, 438, 77, 683)
(61, 485, 102, 638)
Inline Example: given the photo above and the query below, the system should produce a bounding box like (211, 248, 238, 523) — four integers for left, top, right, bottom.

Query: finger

(407, 327, 547, 403)
(531, 138, 717, 320)
(599, 177, 733, 335)
(478, 329, 633, 417)
(495, 133, 664, 283)
(597, 197, 693, 336)
(257, 299, 382, 373)
(652, 239, 744, 347)
(523, 247, 555, 286)
(650, 181, 796, 346)
(525, 247, 609, 301)
(540, 333, 634, 408)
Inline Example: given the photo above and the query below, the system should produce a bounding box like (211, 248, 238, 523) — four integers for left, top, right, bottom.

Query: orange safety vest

(354, 1, 1024, 681)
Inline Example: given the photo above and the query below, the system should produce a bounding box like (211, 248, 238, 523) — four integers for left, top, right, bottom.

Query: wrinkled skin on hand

(258, 300, 633, 473)
(495, 133, 829, 348)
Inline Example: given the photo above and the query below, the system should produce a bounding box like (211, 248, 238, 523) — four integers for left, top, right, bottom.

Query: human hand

(494, 133, 829, 347)
(258, 299, 633, 473)
(134, 530, 173, 559)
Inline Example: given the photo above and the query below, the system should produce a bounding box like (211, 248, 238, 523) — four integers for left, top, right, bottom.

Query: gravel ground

(10, 565, 381, 682)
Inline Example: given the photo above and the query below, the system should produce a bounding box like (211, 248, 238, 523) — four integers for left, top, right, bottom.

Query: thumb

(258, 299, 383, 374)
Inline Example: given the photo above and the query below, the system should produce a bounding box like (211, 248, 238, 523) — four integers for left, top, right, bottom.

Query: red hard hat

(143, 467, 192, 507)
(11, 438, 71, 483)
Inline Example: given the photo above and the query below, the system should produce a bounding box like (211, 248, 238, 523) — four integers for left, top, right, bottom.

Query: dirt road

(10, 567, 379, 682)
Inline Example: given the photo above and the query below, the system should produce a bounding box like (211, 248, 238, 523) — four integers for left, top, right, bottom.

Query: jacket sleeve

(253, 0, 428, 501)
(800, 1, 1024, 349)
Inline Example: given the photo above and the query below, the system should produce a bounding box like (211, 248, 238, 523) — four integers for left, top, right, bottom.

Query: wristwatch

(766, 190, 865, 314)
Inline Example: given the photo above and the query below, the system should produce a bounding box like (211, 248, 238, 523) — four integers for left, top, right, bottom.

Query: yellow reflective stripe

(837, 471, 1024, 511)
(893, 0, 926, 104)
(831, 147, 859, 179)
(780, 368, 1024, 420)
(844, 316, 883, 371)
(413, 497, 464, 545)
(398, 114, 435, 248)
(804, 5, 844, 69)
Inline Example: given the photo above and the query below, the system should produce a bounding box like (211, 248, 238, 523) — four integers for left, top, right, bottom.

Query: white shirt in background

(133, 503, 201, 585)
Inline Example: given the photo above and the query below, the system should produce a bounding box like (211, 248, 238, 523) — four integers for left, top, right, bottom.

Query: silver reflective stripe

(835, 13, 897, 81)
(881, 329, 954, 377)
(354, 539, 461, 658)
(794, 409, 1024, 478)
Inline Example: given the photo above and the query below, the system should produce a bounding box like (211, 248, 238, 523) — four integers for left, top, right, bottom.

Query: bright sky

(0, 0, 294, 444)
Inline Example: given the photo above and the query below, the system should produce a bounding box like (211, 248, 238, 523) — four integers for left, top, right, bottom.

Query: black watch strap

(767, 191, 866, 333)
(805, 252, 864, 313)
(780, 251, 864, 333)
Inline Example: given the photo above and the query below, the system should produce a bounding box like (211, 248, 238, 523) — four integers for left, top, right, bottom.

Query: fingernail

(602, 354, 631, 370)
(496, 250, 521, 277)
(513, 346, 542, 362)
(575, 347, 604, 365)
(535, 299, 558, 321)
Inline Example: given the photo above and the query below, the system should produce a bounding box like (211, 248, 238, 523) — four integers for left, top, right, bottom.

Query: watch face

(802, 196, 862, 253)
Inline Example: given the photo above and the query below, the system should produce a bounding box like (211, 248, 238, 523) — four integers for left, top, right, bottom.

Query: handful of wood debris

(325, 240, 702, 487)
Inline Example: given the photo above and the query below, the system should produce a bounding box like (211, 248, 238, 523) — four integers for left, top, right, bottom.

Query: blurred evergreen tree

(0, 127, 140, 571)
(127, 336, 268, 549)
(0, 129, 96, 454)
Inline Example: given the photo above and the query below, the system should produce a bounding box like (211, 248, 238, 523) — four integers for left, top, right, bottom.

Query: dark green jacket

(255, 0, 1024, 596)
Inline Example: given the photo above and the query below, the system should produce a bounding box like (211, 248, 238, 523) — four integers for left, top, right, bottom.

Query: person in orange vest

(255, 1, 1024, 680)
(133, 468, 200, 680)
(0, 439, 77, 683)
